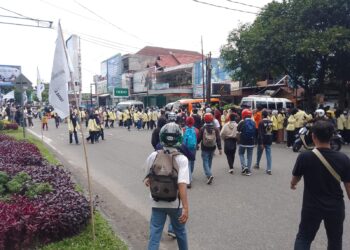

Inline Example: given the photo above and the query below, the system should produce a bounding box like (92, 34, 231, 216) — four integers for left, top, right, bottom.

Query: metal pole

(201, 36, 205, 104)
(90, 84, 93, 108)
(21, 86, 26, 138)
(59, 21, 95, 241)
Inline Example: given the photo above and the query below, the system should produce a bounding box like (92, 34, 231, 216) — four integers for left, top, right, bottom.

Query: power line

(225, 0, 262, 10)
(0, 6, 31, 18)
(39, 0, 101, 23)
(80, 37, 133, 53)
(192, 0, 258, 14)
(73, 0, 151, 44)
(65, 29, 141, 50)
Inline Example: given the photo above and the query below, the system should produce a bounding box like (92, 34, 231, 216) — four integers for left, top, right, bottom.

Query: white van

(116, 100, 144, 111)
(240, 95, 294, 110)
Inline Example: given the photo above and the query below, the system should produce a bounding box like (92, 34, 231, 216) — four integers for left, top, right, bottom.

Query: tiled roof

(136, 46, 201, 57)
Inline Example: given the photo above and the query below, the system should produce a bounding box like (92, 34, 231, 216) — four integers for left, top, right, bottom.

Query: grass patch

(41, 211, 128, 250)
(1, 128, 59, 165)
(1, 129, 128, 249)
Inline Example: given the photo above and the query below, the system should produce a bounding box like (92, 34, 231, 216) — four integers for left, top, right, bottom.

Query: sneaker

(228, 169, 234, 174)
(187, 183, 192, 189)
(241, 167, 248, 174)
(167, 231, 176, 239)
(245, 170, 252, 176)
(207, 176, 214, 185)
(253, 164, 260, 169)
(266, 170, 272, 175)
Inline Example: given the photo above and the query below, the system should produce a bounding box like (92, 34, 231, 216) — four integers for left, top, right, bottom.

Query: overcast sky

(0, 0, 273, 92)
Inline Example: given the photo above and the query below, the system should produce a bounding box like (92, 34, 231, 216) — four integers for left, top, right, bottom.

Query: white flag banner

(49, 21, 70, 119)
(22, 91, 28, 105)
(36, 67, 45, 102)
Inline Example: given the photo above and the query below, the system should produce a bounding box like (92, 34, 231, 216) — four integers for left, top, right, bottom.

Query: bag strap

(312, 148, 341, 183)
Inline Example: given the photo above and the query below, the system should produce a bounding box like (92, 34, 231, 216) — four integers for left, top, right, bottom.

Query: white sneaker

(228, 169, 234, 174)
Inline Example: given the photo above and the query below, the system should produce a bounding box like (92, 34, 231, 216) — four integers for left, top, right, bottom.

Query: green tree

(221, 0, 350, 109)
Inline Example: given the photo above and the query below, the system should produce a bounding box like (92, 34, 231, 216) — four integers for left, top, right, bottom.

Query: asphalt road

(27, 119, 350, 250)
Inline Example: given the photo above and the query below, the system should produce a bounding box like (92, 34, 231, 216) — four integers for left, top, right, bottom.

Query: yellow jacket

(108, 111, 116, 121)
(142, 113, 149, 122)
(271, 115, 278, 131)
(294, 110, 306, 128)
(67, 118, 80, 132)
(151, 112, 158, 121)
(337, 114, 346, 130)
(133, 112, 140, 122)
(88, 119, 99, 132)
(123, 111, 130, 121)
(346, 115, 350, 130)
(286, 115, 296, 131)
(277, 113, 285, 130)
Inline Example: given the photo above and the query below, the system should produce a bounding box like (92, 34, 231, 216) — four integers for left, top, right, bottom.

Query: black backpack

(148, 150, 181, 202)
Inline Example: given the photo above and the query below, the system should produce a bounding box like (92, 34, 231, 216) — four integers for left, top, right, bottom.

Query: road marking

(27, 129, 63, 155)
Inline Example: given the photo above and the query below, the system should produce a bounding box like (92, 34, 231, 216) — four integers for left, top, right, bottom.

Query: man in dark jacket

(192, 108, 202, 130)
(197, 113, 222, 184)
(254, 110, 273, 174)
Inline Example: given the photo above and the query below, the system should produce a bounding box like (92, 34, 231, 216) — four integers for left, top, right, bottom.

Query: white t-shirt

(146, 150, 189, 208)
(214, 118, 220, 128)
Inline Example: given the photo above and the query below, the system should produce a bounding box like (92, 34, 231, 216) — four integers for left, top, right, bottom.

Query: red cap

(204, 113, 214, 123)
(186, 116, 194, 127)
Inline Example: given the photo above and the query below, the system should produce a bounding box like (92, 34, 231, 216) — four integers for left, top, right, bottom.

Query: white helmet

(315, 109, 325, 117)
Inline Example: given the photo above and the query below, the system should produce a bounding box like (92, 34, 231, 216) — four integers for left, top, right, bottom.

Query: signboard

(0, 65, 21, 85)
(193, 59, 231, 85)
(151, 83, 169, 90)
(107, 54, 123, 88)
(66, 35, 81, 93)
(100, 61, 107, 80)
(96, 80, 107, 94)
(114, 87, 129, 97)
(212, 83, 231, 96)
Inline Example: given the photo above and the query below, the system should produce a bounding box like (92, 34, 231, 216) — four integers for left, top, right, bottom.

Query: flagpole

(58, 21, 96, 241)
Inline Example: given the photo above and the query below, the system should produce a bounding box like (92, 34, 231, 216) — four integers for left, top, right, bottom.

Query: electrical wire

(80, 37, 133, 53)
(64, 29, 141, 50)
(73, 0, 151, 44)
(40, 0, 101, 23)
(0, 6, 31, 18)
(193, 0, 258, 14)
(225, 0, 262, 10)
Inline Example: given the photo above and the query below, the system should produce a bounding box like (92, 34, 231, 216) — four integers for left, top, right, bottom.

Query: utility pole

(206, 52, 212, 105)
(201, 36, 205, 104)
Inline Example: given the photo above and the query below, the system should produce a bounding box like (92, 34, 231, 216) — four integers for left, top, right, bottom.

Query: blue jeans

(148, 208, 188, 250)
(201, 150, 214, 177)
(238, 146, 253, 170)
(188, 149, 196, 182)
(256, 144, 272, 171)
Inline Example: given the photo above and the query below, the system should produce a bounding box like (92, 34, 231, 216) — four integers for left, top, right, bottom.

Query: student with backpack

(144, 122, 189, 250)
(182, 116, 199, 188)
(254, 110, 273, 175)
(197, 113, 222, 184)
(220, 113, 238, 174)
(237, 109, 256, 176)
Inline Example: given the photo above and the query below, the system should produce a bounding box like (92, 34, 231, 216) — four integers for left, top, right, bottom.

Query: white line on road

(27, 129, 63, 156)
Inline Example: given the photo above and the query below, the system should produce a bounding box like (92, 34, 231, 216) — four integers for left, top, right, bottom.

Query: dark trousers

(87, 131, 96, 144)
(42, 123, 48, 130)
(97, 128, 104, 140)
(127, 119, 131, 130)
(345, 129, 350, 143)
(224, 138, 237, 169)
(295, 208, 345, 250)
(150, 120, 156, 130)
(287, 130, 295, 147)
(105, 120, 109, 128)
(110, 120, 114, 128)
(272, 130, 278, 142)
(69, 131, 79, 144)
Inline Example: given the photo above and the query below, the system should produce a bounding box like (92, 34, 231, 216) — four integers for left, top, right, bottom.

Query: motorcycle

(292, 125, 343, 152)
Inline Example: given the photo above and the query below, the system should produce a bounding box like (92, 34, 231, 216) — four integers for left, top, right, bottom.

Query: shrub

(4, 123, 19, 130)
(0, 140, 43, 166)
(0, 164, 90, 249)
